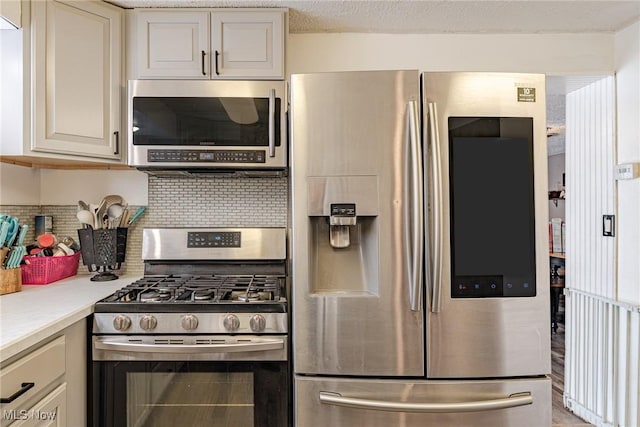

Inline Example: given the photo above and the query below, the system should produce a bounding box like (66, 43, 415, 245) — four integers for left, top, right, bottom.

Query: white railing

(565, 288, 640, 427)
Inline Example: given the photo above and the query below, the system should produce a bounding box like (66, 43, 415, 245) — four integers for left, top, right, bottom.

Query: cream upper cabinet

(134, 9, 285, 80)
(135, 11, 210, 79)
(211, 11, 284, 79)
(30, 0, 123, 160)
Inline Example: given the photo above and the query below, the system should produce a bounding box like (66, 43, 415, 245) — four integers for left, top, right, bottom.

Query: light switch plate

(603, 215, 615, 237)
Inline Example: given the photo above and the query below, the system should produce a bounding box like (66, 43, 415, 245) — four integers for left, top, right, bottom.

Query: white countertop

(0, 273, 136, 362)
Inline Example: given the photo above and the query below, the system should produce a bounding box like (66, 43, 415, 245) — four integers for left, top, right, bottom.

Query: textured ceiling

(106, 0, 640, 34)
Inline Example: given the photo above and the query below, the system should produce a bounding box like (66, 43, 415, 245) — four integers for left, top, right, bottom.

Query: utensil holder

(77, 228, 128, 281)
(0, 268, 22, 295)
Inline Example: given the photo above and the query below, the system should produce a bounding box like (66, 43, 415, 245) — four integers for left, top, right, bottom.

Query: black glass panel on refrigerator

(132, 97, 281, 147)
(449, 117, 536, 298)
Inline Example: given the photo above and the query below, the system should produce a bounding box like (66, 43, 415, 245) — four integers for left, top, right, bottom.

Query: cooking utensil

(5, 217, 19, 247)
(0, 247, 8, 267)
(78, 200, 90, 211)
(119, 208, 131, 228)
(77, 210, 96, 229)
(16, 225, 28, 246)
(127, 206, 146, 226)
(95, 199, 107, 229)
(102, 194, 124, 208)
(106, 203, 124, 228)
(0, 221, 9, 247)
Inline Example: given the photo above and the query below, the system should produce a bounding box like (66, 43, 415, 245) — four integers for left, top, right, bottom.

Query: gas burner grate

(103, 274, 284, 304)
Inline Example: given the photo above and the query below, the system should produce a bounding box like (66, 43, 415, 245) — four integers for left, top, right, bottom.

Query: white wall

(0, 162, 148, 206)
(0, 162, 40, 205)
(288, 33, 615, 74)
(39, 169, 148, 206)
(615, 21, 640, 306)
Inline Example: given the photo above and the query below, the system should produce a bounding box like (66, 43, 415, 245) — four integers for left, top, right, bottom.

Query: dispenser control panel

(330, 204, 356, 217)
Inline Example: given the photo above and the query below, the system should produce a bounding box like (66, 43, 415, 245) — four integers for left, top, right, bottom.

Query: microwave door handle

(428, 102, 443, 313)
(268, 88, 276, 157)
(319, 391, 533, 413)
(407, 100, 423, 312)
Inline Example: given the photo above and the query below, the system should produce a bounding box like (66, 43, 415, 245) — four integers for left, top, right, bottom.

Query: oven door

(91, 336, 289, 427)
(127, 80, 287, 170)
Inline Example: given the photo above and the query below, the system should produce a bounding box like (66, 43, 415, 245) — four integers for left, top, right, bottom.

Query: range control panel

(187, 231, 241, 248)
(148, 149, 266, 163)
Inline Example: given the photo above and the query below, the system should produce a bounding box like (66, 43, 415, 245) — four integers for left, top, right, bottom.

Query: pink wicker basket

(21, 252, 81, 285)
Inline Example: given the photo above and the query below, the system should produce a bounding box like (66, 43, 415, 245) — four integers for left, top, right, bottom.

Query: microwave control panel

(148, 149, 266, 163)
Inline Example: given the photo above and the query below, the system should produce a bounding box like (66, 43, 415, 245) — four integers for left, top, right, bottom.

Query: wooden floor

(551, 319, 592, 427)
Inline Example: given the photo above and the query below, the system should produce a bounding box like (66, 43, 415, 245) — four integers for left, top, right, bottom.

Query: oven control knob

(249, 314, 266, 332)
(140, 315, 158, 331)
(181, 314, 199, 331)
(113, 315, 132, 331)
(223, 314, 240, 331)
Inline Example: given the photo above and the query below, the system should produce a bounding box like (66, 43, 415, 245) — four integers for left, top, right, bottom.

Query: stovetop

(94, 274, 287, 313)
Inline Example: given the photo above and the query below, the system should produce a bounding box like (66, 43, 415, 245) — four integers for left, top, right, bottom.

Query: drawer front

(10, 384, 67, 427)
(0, 336, 65, 419)
(295, 376, 551, 427)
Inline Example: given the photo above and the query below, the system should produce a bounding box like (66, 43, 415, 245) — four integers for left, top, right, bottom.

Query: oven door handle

(94, 338, 284, 354)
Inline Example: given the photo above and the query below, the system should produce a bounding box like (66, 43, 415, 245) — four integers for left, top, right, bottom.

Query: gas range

(92, 227, 288, 341)
(91, 228, 291, 427)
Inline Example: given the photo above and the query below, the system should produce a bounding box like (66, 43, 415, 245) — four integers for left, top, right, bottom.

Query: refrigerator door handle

(319, 391, 533, 413)
(407, 100, 423, 312)
(427, 102, 443, 313)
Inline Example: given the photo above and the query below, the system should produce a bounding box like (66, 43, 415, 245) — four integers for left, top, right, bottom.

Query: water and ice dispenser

(307, 177, 379, 294)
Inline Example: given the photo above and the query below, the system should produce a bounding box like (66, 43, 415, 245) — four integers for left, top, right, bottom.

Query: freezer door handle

(407, 100, 423, 312)
(427, 102, 443, 313)
(319, 391, 533, 413)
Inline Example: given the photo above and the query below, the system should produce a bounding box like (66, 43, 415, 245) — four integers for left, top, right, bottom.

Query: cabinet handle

(113, 131, 120, 155)
(201, 50, 206, 76)
(1, 382, 35, 403)
(214, 50, 220, 75)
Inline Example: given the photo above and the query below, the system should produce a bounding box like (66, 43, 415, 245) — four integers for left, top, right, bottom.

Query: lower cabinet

(0, 320, 86, 426)
(11, 384, 67, 427)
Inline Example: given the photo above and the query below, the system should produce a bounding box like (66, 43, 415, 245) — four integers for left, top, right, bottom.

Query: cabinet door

(211, 11, 284, 80)
(136, 11, 210, 79)
(12, 383, 67, 427)
(31, 0, 123, 160)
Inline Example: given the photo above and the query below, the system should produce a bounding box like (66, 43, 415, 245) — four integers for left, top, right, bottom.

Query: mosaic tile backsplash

(0, 175, 289, 277)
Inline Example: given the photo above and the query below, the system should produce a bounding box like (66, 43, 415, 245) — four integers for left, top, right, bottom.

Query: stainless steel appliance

(291, 71, 551, 426)
(127, 80, 287, 176)
(91, 228, 289, 427)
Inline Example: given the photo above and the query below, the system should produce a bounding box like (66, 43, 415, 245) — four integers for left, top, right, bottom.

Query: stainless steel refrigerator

(291, 70, 551, 426)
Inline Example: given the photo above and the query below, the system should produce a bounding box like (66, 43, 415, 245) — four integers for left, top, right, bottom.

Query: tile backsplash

(147, 176, 288, 227)
(0, 175, 288, 277)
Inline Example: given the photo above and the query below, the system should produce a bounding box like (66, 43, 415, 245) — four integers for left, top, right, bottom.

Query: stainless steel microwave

(127, 80, 287, 176)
